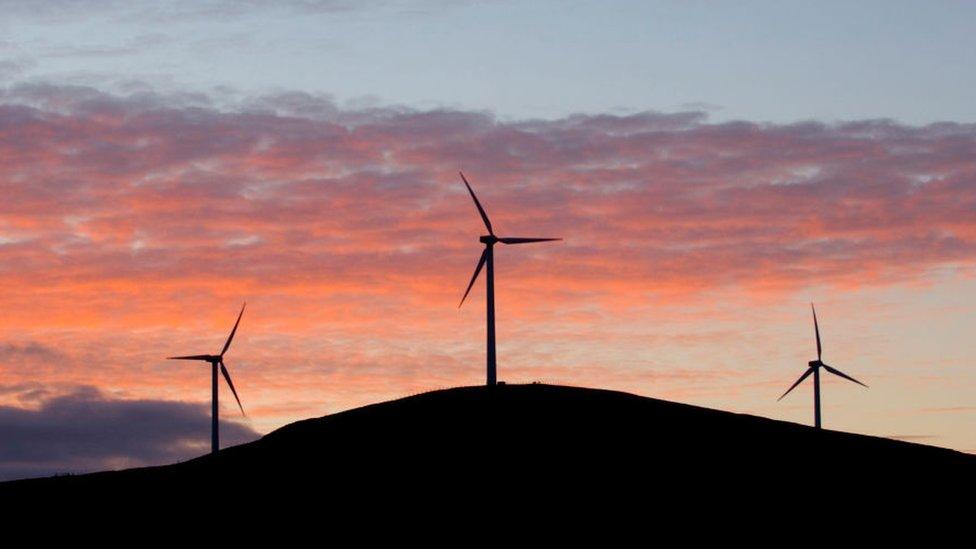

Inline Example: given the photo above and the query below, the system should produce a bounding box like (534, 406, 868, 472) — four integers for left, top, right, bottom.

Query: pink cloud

(1, 82, 975, 445)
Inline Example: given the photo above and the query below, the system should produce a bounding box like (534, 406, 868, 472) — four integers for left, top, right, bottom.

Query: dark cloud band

(0, 385, 258, 481)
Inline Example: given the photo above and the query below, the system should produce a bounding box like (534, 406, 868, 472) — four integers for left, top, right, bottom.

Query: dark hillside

(4, 384, 973, 510)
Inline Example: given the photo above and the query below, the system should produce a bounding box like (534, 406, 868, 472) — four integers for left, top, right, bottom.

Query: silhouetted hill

(3, 384, 973, 512)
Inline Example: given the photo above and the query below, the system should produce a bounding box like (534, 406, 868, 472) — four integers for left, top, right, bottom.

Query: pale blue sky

(2, 0, 975, 124)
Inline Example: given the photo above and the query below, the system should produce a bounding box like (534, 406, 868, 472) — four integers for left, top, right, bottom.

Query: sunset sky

(2, 0, 975, 480)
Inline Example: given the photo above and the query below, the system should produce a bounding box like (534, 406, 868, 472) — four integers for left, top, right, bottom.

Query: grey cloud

(0, 58, 35, 81)
(0, 1, 402, 23)
(0, 385, 259, 481)
(0, 341, 67, 363)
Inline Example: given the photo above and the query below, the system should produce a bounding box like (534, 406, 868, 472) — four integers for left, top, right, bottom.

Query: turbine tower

(457, 172, 560, 386)
(168, 302, 247, 454)
(778, 303, 867, 429)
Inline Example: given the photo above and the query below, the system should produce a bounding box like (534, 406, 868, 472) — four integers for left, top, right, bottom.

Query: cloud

(0, 341, 66, 363)
(0, 1, 425, 24)
(36, 33, 172, 60)
(920, 407, 976, 414)
(1, 82, 974, 300)
(1, 80, 975, 456)
(0, 58, 35, 82)
(0, 382, 56, 404)
(0, 385, 259, 481)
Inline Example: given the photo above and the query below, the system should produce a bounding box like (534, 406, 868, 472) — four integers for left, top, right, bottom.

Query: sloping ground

(3, 383, 973, 506)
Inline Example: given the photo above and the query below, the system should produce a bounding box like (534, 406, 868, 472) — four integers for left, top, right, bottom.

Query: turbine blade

(499, 237, 562, 245)
(220, 302, 246, 356)
(167, 355, 214, 361)
(220, 362, 245, 416)
(823, 364, 868, 388)
(812, 303, 822, 361)
(458, 248, 488, 308)
(459, 171, 494, 235)
(778, 368, 814, 401)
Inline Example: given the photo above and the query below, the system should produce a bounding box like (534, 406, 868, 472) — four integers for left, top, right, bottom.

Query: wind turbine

(168, 302, 247, 454)
(778, 303, 868, 429)
(457, 172, 561, 386)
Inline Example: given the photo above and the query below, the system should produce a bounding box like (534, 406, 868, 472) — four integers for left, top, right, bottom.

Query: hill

(3, 383, 973, 509)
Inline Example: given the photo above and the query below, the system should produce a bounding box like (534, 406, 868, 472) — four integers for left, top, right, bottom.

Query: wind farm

(2, 0, 975, 520)
(1, 176, 970, 497)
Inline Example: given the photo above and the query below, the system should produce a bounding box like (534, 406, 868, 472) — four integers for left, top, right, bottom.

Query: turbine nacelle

(808, 360, 822, 368)
(480, 235, 498, 245)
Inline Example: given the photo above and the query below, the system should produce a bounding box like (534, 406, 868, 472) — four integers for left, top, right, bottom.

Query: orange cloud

(2, 83, 975, 450)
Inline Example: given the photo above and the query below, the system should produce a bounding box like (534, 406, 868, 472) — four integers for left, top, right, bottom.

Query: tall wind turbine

(778, 303, 868, 429)
(168, 302, 247, 454)
(457, 172, 561, 386)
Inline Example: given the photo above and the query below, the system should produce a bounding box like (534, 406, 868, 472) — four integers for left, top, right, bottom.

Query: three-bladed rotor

(779, 304, 867, 402)
(168, 302, 246, 415)
(458, 172, 561, 308)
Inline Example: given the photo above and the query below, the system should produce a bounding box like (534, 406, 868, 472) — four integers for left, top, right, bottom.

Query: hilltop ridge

(3, 383, 972, 506)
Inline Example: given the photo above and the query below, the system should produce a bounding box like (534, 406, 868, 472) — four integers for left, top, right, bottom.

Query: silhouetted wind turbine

(778, 303, 867, 429)
(168, 302, 247, 454)
(457, 172, 561, 386)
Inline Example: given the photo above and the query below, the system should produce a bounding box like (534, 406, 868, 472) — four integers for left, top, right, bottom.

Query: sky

(1, 0, 975, 480)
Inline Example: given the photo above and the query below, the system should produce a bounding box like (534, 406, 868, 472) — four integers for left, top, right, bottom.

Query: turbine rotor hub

(479, 235, 498, 245)
(809, 360, 822, 368)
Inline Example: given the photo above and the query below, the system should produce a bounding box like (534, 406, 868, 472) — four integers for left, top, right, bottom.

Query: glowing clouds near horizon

(1, 83, 975, 452)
